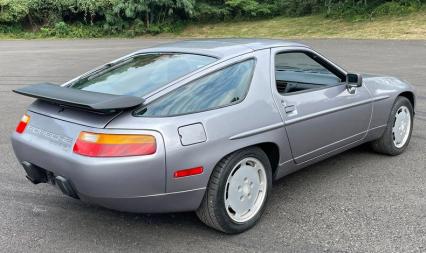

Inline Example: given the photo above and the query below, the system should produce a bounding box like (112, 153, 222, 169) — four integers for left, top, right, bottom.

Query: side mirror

(346, 73, 362, 93)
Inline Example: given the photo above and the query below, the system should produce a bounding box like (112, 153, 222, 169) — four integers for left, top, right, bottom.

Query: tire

(371, 96, 414, 155)
(196, 147, 272, 234)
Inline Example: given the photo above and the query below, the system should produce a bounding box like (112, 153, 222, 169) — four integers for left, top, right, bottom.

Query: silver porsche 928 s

(11, 39, 415, 233)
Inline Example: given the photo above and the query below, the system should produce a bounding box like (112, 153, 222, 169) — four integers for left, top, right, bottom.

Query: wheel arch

(211, 142, 281, 179)
(256, 142, 280, 177)
(398, 91, 415, 112)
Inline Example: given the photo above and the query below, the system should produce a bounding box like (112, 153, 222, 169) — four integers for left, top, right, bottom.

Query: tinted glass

(71, 53, 216, 97)
(275, 52, 332, 74)
(137, 59, 255, 117)
(275, 52, 341, 94)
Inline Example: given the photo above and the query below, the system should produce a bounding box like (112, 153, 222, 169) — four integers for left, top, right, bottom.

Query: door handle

(285, 105, 296, 113)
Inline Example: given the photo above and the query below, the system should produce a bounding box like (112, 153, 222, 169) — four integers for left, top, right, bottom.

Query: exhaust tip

(55, 176, 79, 199)
(21, 161, 47, 184)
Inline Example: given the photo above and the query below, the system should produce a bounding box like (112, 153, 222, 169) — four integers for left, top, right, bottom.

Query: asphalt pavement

(0, 39, 425, 252)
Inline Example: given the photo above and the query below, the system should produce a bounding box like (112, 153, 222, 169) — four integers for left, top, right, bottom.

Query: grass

(0, 10, 425, 40)
(170, 11, 426, 40)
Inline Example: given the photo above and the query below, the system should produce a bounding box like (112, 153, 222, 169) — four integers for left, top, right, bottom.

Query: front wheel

(196, 147, 272, 234)
(371, 96, 414, 155)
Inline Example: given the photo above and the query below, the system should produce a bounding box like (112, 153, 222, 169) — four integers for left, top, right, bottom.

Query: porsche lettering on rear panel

(26, 125, 73, 150)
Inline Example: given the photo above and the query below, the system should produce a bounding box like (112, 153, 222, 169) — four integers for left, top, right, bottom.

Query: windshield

(70, 53, 217, 97)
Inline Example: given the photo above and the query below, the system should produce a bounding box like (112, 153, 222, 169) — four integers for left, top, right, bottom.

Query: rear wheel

(371, 96, 413, 155)
(196, 147, 272, 234)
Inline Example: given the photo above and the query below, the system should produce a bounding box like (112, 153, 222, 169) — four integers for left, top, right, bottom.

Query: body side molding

(285, 95, 390, 126)
(229, 122, 285, 140)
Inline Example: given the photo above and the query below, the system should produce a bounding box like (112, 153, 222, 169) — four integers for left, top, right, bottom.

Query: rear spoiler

(13, 83, 144, 113)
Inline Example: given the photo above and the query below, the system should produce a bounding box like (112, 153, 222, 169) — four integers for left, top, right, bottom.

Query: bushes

(39, 22, 106, 38)
(0, 0, 30, 23)
(194, 0, 425, 22)
(373, 1, 423, 16)
(0, 0, 195, 35)
(323, 0, 424, 20)
(0, 0, 425, 37)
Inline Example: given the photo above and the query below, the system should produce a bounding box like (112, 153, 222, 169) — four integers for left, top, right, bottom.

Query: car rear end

(11, 101, 178, 211)
(11, 52, 218, 212)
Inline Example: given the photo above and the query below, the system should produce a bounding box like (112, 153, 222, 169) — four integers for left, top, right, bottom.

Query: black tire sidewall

(214, 147, 272, 234)
(383, 97, 414, 155)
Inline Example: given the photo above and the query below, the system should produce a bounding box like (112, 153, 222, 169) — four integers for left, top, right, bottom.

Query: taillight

(16, 114, 30, 134)
(174, 167, 204, 178)
(73, 132, 156, 157)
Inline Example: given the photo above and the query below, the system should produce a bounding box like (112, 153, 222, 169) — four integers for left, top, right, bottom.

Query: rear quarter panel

(107, 49, 293, 193)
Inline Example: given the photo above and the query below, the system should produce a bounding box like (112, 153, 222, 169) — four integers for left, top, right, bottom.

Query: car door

(271, 47, 372, 164)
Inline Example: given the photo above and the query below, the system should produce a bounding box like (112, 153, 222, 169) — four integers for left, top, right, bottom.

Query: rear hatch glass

(70, 53, 217, 97)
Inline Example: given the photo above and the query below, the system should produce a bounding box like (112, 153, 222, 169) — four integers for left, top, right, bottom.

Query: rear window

(70, 53, 216, 97)
(136, 59, 255, 117)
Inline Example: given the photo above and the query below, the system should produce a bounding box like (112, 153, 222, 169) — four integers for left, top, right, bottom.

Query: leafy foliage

(0, 0, 424, 37)
(323, 0, 424, 20)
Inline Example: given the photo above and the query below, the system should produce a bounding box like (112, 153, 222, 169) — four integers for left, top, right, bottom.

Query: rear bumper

(11, 132, 205, 213)
(79, 188, 206, 213)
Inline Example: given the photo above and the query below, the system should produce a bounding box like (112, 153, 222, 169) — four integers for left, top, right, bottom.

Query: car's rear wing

(13, 83, 144, 113)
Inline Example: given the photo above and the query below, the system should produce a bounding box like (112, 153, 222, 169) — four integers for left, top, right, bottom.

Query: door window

(275, 52, 343, 94)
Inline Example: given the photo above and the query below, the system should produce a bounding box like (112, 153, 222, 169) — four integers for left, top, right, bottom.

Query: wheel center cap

(243, 185, 250, 195)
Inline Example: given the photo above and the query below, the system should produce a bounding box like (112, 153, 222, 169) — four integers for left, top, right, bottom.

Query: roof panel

(137, 39, 307, 58)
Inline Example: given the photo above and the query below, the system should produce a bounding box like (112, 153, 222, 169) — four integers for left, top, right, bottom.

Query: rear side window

(136, 59, 255, 117)
(70, 53, 216, 97)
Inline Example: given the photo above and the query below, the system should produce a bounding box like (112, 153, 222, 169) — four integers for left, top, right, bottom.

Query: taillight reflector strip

(73, 132, 156, 157)
(174, 167, 204, 178)
(16, 114, 30, 134)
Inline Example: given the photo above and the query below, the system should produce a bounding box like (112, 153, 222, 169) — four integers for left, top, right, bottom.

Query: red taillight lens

(73, 132, 156, 157)
(16, 114, 30, 134)
(174, 167, 204, 178)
